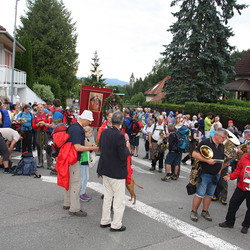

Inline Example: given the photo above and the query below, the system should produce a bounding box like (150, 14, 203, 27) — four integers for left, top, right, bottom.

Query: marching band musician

(219, 141, 250, 234)
(190, 128, 228, 222)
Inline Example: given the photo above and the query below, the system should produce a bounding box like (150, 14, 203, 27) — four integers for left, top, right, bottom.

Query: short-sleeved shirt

(67, 122, 85, 160)
(148, 122, 168, 142)
(204, 117, 212, 131)
(194, 137, 224, 175)
(0, 128, 20, 142)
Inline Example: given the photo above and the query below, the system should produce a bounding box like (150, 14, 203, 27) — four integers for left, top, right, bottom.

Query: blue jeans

(80, 164, 89, 195)
(196, 173, 220, 198)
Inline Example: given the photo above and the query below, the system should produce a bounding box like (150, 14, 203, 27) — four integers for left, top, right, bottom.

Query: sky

(0, 0, 250, 82)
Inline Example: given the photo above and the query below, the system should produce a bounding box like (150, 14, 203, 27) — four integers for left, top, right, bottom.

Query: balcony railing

(0, 65, 27, 87)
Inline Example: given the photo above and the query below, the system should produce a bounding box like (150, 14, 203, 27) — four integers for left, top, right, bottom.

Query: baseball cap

(228, 120, 233, 124)
(78, 110, 94, 121)
(169, 111, 174, 115)
(244, 129, 250, 135)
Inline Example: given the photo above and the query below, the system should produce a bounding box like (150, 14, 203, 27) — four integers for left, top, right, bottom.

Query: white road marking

(132, 165, 154, 175)
(41, 177, 241, 250)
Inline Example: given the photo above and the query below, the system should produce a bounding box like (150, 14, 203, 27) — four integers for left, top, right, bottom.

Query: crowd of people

(1, 101, 250, 234)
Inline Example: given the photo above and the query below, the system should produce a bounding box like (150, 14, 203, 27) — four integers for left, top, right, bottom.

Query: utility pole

(10, 0, 18, 102)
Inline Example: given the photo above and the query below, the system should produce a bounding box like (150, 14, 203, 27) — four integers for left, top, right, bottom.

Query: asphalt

(0, 136, 249, 250)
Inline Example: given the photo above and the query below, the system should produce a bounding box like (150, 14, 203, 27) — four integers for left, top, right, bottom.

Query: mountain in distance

(76, 77, 128, 86)
(104, 78, 128, 86)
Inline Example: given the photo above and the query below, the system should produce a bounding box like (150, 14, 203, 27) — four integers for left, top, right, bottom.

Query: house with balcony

(0, 25, 43, 103)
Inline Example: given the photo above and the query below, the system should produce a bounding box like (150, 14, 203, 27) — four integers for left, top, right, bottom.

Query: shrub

(219, 99, 250, 108)
(33, 83, 54, 101)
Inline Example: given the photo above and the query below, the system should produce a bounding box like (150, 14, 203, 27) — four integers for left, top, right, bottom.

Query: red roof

(144, 76, 170, 103)
(235, 50, 250, 76)
(0, 26, 6, 31)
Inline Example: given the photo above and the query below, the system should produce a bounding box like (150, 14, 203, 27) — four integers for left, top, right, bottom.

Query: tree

(33, 83, 54, 101)
(17, 0, 79, 102)
(130, 92, 146, 106)
(83, 51, 106, 87)
(15, 34, 34, 88)
(162, 0, 247, 104)
(37, 75, 62, 99)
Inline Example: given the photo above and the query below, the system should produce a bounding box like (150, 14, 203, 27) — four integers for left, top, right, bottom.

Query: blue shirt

(17, 112, 33, 131)
(53, 109, 64, 123)
(67, 122, 85, 160)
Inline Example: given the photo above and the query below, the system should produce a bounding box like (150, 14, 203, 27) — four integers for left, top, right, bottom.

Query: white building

(0, 25, 44, 103)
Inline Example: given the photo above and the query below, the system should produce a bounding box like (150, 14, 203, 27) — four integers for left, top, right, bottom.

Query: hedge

(185, 102, 250, 122)
(143, 101, 250, 122)
(219, 99, 250, 108)
(142, 102, 185, 112)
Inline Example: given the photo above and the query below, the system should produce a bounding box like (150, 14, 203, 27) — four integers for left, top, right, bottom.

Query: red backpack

(51, 124, 70, 157)
(59, 110, 77, 125)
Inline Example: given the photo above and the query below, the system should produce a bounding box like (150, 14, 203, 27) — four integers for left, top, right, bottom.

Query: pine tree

(84, 51, 106, 87)
(17, 0, 79, 102)
(15, 34, 34, 89)
(162, 0, 247, 104)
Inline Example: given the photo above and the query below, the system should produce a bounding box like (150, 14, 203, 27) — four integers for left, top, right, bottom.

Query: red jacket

(230, 152, 250, 191)
(97, 120, 108, 142)
(56, 142, 78, 190)
(32, 112, 52, 131)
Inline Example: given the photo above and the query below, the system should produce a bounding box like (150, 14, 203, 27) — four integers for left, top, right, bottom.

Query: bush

(219, 99, 250, 108)
(33, 83, 54, 101)
(143, 102, 185, 112)
(185, 102, 250, 122)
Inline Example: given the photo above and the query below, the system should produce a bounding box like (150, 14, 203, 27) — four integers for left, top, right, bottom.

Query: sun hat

(78, 110, 94, 121)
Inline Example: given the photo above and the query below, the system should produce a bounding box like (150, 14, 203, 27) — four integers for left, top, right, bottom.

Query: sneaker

(68, 210, 87, 217)
(220, 199, 227, 205)
(171, 174, 178, 180)
(241, 226, 248, 234)
(85, 194, 92, 200)
(110, 226, 126, 232)
(63, 206, 70, 210)
(3, 168, 10, 174)
(190, 210, 198, 222)
(219, 221, 234, 228)
(80, 194, 91, 202)
(201, 210, 212, 221)
(211, 196, 219, 201)
(161, 173, 172, 182)
(50, 169, 57, 176)
(149, 167, 155, 171)
(158, 169, 163, 173)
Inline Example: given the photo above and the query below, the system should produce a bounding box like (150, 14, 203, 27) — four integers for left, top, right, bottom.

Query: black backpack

(11, 152, 41, 178)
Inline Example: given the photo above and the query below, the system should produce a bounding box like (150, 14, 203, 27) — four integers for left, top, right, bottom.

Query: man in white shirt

(148, 116, 169, 172)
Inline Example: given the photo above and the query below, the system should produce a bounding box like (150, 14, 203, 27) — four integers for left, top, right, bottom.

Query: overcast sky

(0, 0, 249, 82)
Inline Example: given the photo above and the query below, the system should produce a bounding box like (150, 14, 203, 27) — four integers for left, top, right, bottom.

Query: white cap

(78, 110, 94, 121)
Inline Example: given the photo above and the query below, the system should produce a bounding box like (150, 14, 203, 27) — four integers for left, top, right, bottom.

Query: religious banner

(80, 85, 113, 127)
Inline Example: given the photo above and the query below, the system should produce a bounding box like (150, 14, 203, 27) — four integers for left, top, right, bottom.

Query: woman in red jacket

(219, 142, 250, 234)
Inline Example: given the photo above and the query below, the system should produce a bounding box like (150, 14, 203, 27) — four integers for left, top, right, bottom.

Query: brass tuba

(189, 145, 214, 185)
(224, 129, 240, 163)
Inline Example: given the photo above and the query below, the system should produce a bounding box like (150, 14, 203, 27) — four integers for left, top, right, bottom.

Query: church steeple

(130, 73, 135, 88)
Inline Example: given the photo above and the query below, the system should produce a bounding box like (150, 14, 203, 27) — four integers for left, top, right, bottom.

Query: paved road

(0, 137, 248, 250)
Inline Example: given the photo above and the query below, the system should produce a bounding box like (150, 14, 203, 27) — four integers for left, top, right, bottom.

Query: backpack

(0, 109, 11, 128)
(127, 119, 143, 136)
(59, 110, 77, 126)
(51, 123, 71, 158)
(11, 152, 41, 178)
(172, 125, 190, 152)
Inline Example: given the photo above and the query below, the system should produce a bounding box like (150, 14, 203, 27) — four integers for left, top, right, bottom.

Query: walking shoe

(211, 196, 219, 201)
(68, 210, 87, 217)
(149, 167, 155, 171)
(201, 210, 212, 221)
(190, 210, 198, 222)
(143, 153, 149, 159)
(161, 173, 172, 182)
(85, 194, 92, 200)
(220, 199, 227, 205)
(110, 226, 126, 232)
(219, 221, 234, 228)
(241, 227, 248, 234)
(3, 168, 10, 174)
(100, 223, 111, 228)
(50, 169, 57, 176)
(63, 206, 70, 210)
(158, 168, 163, 173)
(171, 174, 178, 180)
(80, 194, 91, 202)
